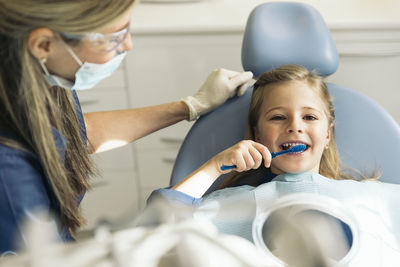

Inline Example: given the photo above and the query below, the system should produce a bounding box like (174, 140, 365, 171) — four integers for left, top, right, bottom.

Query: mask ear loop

(39, 57, 49, 75)
(39, 57, 62, 87)
(55, 31, 83, 66)
(62, 42, 83, 66)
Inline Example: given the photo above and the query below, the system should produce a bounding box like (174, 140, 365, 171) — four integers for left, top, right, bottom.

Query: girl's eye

(304, 115, 318, 120)
(270, 115, 285, 120)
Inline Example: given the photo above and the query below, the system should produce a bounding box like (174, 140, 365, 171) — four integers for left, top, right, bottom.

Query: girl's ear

(326, 123, 333, 145)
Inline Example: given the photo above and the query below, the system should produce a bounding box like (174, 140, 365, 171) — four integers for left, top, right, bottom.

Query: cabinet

(125, 33, 244, 206)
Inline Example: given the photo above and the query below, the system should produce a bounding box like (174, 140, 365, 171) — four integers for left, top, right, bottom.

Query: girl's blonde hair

(221, 65, 374, 188)
(0, 0, 135, 235)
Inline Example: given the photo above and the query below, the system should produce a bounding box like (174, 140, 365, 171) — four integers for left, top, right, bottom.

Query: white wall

(132, 0, 400, 32)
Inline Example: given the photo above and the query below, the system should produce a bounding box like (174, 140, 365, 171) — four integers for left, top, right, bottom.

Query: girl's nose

(288, 128, 303, 133)
(287, 118, 304, 133)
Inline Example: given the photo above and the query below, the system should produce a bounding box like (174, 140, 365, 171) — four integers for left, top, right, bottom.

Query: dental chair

(170, 2, 400, 190)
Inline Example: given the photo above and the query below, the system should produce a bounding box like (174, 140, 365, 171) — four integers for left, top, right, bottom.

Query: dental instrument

(220, 144, 307, 171)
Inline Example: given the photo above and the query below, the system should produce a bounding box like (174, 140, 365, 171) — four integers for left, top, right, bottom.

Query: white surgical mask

(41, 45, 126, 90)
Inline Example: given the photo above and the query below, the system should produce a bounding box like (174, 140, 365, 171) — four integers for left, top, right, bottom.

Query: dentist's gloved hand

(181, 69, 254, 121)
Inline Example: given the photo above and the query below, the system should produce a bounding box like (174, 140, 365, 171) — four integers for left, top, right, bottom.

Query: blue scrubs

(0, 91, 86, 255)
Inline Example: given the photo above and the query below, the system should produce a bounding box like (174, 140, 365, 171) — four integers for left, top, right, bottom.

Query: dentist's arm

(172, 140, 271, 198)
(83, 69, 253, 154)
(84, 101, 188, 153)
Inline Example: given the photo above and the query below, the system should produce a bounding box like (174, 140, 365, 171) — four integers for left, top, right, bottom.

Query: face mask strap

(39, 58, 50, 75)
(39, 57, 62, 87)
(62, 42, 83, 66)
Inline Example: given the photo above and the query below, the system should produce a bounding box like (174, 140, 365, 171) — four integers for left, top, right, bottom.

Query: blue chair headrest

(242, 2, 339, 77)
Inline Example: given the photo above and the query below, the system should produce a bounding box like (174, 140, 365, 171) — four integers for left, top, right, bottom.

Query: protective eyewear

(61, 23, 130, 52)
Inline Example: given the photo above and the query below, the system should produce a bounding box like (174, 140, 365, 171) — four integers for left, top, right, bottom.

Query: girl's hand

(172, 140, 271, 198)
(210, 140, 271, 174)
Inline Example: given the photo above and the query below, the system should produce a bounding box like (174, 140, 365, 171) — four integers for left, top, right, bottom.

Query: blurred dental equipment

(3, 177, 400, 267)
(0, 212, 275, 267)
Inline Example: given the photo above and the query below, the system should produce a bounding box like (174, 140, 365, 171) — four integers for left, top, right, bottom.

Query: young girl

(148, 65, 400, 264)
(151, 64, 352, 201)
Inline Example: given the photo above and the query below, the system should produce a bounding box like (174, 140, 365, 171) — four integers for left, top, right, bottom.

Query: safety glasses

(60, 23, 130, 53)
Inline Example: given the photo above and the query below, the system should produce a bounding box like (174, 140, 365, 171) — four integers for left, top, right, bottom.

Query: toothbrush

(220, 144, 307, 171)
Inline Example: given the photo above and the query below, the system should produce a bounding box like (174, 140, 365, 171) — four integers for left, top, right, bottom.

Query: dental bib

(195, 172, 400, 266)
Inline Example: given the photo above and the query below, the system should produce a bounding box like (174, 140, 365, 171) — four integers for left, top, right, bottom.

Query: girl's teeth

(281, 142, 305, 150)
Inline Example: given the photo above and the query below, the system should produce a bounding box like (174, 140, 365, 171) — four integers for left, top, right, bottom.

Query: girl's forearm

(172, 160, 221, 198)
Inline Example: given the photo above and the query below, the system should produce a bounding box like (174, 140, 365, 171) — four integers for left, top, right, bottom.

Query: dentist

(0, 0, 253, 254)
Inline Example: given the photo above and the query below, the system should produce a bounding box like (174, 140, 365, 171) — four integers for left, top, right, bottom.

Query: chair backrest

(241, 2, 339, 77)
(170, 2, 400, 186)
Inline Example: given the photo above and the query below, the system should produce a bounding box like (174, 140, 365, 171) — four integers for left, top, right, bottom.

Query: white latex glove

(182, 69, 254, 121)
